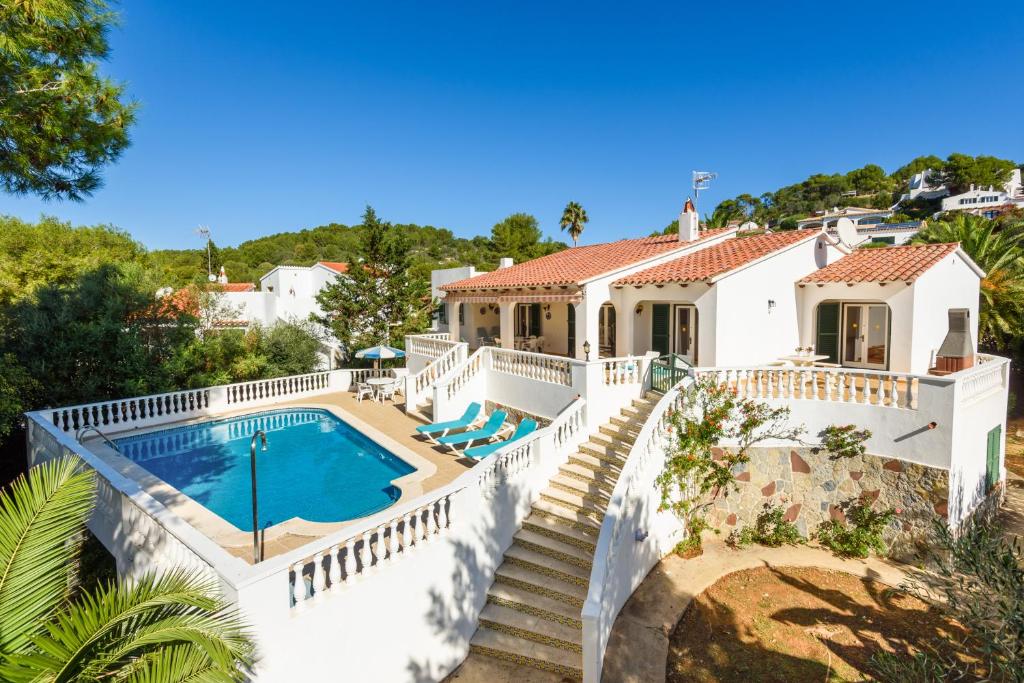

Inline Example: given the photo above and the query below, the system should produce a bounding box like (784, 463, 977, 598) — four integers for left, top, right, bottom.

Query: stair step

(567, 453, 622, 476)
(609, 415, 645, 430)
(504, 545, 591, 586)
(539, 492, 605, 523)
(620, 404, 655, 421)
(558, 463, 618, 492)
(532, 499, 604, 531)
(549, 475, 611, 505)
(585, 433, 634, 454)
(522, 513, 597, 551)
(599, 423, 641, 440)
(470, 628, 582, 681)
(494, 563, 588, 607)
(513, 528, 593, 568)
(577, 442, 628, 465)
(479, 603, 582, 652)
(487, 583, 583, 629)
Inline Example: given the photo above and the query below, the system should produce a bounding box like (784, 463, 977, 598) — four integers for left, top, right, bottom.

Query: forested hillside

(679, 153, 1020, 231)
(151, 214, 566, 287)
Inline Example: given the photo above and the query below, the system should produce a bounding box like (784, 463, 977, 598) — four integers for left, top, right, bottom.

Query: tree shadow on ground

(667, 565, 961, 683)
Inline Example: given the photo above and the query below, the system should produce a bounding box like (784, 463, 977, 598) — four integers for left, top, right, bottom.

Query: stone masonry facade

(707, 446, 949, 559)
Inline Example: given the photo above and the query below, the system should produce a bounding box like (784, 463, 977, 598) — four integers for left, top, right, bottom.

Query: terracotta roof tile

(440, 228, 733, 291)
(613, 230, 817, 285)
(318, 261, 349, 274)
(211, 282, 255, 292)
(799, 243, 960, 284)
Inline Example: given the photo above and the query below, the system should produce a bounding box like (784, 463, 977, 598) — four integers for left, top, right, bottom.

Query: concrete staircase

(467, 393, 659, 680)
(405, 397, 433, 424)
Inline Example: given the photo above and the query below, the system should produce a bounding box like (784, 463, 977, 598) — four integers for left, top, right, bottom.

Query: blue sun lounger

(415, 402, 482, 443)
(465, 419, 538, 459)
(436, 410, 508, 452)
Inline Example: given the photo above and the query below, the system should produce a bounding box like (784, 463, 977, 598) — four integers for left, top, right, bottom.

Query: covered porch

(442, 288, 622, 360)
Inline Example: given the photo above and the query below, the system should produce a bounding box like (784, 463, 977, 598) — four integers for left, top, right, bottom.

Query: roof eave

(576, 228, 738, 286)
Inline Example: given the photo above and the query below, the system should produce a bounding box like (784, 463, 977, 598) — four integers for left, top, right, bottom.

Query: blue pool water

(114, 409, 414, 531)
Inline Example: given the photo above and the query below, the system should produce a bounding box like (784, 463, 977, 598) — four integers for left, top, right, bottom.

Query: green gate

(651, 353, 691, 393)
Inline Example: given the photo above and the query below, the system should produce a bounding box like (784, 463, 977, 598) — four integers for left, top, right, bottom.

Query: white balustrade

(693, 366, 923, 410)
(405, 341, 467, 410)
(601, 357, 641, 386)
(406, 334, 460, 361)
(489, 347, 574, 386)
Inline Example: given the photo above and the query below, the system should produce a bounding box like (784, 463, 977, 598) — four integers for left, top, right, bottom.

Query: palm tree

(912, 213, 1024, 347)
(0, 456, 253, 682)
(560, 201, 589, 247)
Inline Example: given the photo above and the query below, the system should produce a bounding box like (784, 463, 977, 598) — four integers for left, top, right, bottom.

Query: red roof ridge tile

(799, 242, 963, 284)
(440, 227, 734, 291)
(613, 229, 818, 286)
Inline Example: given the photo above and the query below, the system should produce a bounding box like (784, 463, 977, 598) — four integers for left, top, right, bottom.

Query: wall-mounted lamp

(635, 304, 644, 315)
(583, 340, 591, 361)
(635, 529, 649, 543)
(768, 299, 777, 312)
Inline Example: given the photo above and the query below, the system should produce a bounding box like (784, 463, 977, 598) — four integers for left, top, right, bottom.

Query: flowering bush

(819, 424, 872, 459)
(656, 375, 804, 549)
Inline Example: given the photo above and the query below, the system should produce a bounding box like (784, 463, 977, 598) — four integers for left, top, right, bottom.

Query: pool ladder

(76, 426, 121, 454)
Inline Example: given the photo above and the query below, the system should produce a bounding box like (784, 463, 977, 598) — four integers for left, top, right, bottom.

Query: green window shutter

(652, 304, 670, 355)
(567, 304, 576, 354)
(816, 303, 840, 363)
(986, 425, 1002, 491)
(530, 303, 541, 335)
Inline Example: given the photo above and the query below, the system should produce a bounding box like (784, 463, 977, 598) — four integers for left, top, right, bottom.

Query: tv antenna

(692, 171, 717, 211)
(195, 226, 216, 282)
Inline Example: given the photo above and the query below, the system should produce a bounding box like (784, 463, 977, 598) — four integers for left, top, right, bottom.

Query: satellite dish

(835, 217, 858, 247)
(739, 221, 758, 232)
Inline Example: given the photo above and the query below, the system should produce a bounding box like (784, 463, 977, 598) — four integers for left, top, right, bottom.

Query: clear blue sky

(3, 1, 1022, 250)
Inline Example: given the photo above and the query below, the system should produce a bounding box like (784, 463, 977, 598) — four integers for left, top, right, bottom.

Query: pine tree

(315, 206, 433, 358)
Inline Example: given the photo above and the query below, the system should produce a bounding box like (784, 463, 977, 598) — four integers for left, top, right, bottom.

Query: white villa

(24, 199, 1010, 682)
(215, 260, 349, 328)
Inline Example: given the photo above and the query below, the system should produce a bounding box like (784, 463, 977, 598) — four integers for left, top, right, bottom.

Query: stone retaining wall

(707, 447, 949, 559)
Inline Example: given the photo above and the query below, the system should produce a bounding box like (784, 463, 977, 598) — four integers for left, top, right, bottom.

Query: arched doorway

(598, 302, 616, 358)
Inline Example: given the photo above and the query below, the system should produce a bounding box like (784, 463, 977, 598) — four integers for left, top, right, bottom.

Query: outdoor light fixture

(583, 340, 591, 360)
(768, 299, 777, 312)
(635, 529, 649, 543)
(635, 304, 644, 315)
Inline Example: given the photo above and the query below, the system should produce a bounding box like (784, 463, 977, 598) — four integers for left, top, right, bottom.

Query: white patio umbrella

(355, 345, 405, 370)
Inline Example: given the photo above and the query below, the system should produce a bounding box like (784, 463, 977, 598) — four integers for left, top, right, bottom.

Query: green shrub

(733, 502, 804, 547)
(819, 424, 872, 459)
(816, 500, 895, 558)
(674, 516, 710, 557)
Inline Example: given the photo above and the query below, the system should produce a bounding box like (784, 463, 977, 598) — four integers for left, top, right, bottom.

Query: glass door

(842, 304, 888, 369)
(673, 305, 697, 364)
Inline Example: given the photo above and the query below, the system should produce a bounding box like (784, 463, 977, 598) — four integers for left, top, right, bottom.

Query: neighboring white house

(796, 206, 894, 230)
(940, 168, 1024, 217)
(215, 260, 349, 327)
(437, 200, 981, 375)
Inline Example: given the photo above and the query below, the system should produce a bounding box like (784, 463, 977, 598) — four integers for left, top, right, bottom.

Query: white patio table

(365, 376, 397, 401)
(776, 354, 830, 367)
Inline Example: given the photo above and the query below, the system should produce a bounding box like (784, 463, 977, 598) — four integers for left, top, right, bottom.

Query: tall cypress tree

(315, 206, 433, 358)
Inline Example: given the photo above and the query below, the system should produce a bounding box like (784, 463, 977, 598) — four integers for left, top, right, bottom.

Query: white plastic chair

(355, 382, 374, 402)
(376, 381, 397, 402)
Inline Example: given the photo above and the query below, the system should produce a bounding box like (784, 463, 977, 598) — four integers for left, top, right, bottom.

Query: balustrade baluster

(438, 496, 449, 530)
(292, 562, 306, 606)
(874, 376, 885, 405)
(420, 507, 431, 543)
(358, 531, 371, 575)
(343, 538, 356, 583)
(401, 514, 412, 550)
(374, 525, 386, 565)
(328, 545, 341, 587)
(888, 376, 899, 407)
(312, 552, 326, 598)
(836, 373, 846, 402)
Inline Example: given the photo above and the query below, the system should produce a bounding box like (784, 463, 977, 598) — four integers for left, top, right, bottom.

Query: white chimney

(678, 197, 699, 242)
(498, 257, 514, 269)
(217, 266, 228, 284)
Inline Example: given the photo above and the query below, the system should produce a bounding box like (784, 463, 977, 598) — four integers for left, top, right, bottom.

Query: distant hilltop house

(796, 206, 921, 246)
(905, 168, 1024, 218)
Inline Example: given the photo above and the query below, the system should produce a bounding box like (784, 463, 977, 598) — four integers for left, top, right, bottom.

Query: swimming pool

(114, 409, 415, 532)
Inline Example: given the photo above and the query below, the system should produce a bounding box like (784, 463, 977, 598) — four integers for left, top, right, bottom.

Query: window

(458, 304, 464, 325)
(437, 303, 447, 325)
(514, 303, 541, 337)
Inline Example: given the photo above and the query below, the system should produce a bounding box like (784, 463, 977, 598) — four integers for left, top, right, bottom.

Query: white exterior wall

(432, 266, 478, 334)
(221, 291, 276, 326)
(612, 284, 715, 362)
(256, 265, 343, 324)
(712, 236, 833, 366)
(909, 253, 981, 373)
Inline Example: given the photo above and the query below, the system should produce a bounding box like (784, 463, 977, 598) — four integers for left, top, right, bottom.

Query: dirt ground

(1006, 417, 1024, 478)
(666, 566, 962, 683)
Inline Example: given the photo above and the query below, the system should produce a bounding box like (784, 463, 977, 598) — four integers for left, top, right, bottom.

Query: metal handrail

(250, 431, 269, 564)
(75, 426, 121, 453)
